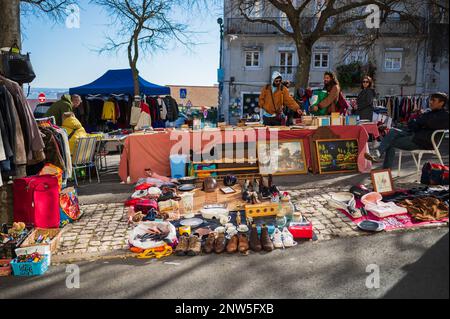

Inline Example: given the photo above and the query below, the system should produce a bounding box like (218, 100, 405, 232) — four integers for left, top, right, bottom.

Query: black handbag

(1, 46, 36, 84)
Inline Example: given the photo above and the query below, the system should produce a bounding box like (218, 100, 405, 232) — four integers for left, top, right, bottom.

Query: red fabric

(119, 126, 373, 183)
(135, 183, 155, 191)
(13, 175, 60, 228)
(124, 198, 142, 208)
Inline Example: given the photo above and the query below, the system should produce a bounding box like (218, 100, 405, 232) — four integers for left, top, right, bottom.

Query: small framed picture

(220, 187, 236, 194)
(371, 169, 395, 195)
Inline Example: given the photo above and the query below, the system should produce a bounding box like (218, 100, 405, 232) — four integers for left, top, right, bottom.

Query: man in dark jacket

(365, 92, 449, 169)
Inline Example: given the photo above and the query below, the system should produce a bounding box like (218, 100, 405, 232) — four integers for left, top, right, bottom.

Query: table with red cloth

(119, 123, 380, 184)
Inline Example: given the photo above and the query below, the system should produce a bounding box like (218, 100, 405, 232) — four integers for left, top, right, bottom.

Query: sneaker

(282, 228, 297, 248)
(272, 228, 284, 249)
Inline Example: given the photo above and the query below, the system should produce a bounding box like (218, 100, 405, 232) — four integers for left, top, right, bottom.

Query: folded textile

(398, 197, 449, 222)
(365, 201, 408, 218)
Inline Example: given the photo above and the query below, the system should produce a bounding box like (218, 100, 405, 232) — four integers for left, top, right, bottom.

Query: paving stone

(90, 241, 101, 247)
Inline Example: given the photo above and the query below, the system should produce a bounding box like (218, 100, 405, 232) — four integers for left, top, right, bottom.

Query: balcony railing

(270, 66, 301, 84)
(226, 17, 427, 36)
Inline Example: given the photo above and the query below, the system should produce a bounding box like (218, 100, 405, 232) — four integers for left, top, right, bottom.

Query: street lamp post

(217, 17, 224, 122)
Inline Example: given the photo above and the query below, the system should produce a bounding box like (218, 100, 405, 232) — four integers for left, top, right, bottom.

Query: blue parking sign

(180, 88, 187, 99)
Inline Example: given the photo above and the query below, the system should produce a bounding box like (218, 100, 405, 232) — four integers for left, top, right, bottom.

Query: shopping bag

(421, 163, 449, 185)
(60, 187, 81, 226)
(13, 175, 60, 228)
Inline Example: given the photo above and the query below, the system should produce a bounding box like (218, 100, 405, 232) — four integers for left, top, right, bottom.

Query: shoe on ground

(282, 227, 297, 248)
(215, 232, 227, 254)
(203, 233, 215, 254)
(238, 233, 249, 254)
(175, 235, 190, 256)
(187, 235, 201, 256)
(364, 150, 382, 163)
(249, 224, 262, 252)
(272, 228, 284, 249)
(226, 235, 239, 254)
(261, 224, 274, 252)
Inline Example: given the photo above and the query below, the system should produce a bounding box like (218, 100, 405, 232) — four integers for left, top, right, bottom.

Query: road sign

(38, 93, 46, 103)
(180, 88, 187, 99)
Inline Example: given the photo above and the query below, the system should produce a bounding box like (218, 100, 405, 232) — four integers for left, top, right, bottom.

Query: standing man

(259, 71, 303, 126)
(45, 94, 82, 126)
(365, 92, 449, 169)
(312, 71, 341, 115)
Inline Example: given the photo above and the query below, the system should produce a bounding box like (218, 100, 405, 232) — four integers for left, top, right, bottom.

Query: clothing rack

(36, 116, 56, 125)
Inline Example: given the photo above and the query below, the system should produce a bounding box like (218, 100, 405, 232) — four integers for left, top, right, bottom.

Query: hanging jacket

(102, 101, 117, 123)
(0, 75, 45, 162)
(159, 98, 168, 120)
(40, 127, 66, 171)
(165, 96, 179, 122)
(62, 115, 89, 155)
(0, 85, 15, 159)
(136, 102, 152, 130)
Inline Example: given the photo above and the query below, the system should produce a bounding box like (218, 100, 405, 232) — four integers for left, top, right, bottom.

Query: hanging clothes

(102, 100, 117, 123)
(0, 75, 45, 163)
(136, 101, 152, 130)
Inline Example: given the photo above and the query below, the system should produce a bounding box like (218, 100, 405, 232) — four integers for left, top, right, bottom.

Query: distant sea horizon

(26, 87, 69, 100)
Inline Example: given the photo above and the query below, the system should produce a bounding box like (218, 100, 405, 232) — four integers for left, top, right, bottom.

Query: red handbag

(13, 175, 60, 228)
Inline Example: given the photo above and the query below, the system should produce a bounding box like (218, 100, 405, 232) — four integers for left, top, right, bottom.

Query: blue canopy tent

(69, 69, 170, 96)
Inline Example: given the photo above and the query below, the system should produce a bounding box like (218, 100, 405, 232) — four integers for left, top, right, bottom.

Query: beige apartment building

(219, 0, 449, 123)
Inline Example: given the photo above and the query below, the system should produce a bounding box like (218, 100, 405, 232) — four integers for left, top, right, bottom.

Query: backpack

(421, 162, 449, 186)
(1, 45, 36, 84)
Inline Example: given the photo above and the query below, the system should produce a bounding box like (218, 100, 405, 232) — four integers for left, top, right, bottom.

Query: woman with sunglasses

(355, 76, 376, 121)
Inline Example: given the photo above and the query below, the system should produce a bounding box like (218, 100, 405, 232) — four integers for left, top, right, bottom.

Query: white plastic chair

(398, 129, 449, 182)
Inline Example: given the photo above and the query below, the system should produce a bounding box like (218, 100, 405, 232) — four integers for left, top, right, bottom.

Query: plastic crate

(10, 255, 49, 277)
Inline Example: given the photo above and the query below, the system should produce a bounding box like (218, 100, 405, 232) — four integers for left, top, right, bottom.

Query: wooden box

(245, 203, 280, 218)
(20, 228, 62, 254)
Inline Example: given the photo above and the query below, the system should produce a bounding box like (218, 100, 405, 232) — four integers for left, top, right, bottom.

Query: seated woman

(61, 112, 89, 156)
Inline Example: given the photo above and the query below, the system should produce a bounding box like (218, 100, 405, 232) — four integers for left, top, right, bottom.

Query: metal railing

(270, 66, 301, 84)
(226, 17, 427, 36)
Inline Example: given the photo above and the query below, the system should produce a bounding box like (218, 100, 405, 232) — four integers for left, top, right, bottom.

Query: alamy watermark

(366, 264, 380, 289)
(66, 4, 81, 29)
(365, 5, 381, 29)
(66, 264, 80, 289)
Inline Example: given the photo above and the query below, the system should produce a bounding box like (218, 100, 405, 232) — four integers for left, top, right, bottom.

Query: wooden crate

(20, 228, 62, 254)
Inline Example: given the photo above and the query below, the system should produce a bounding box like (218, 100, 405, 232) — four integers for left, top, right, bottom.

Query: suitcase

(13, 175, 60, 228)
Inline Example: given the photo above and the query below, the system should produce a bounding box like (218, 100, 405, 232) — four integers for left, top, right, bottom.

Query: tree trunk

(131, 66, 140, 98)
(0, 0, 21, 50)
(295, 41, 312, 89)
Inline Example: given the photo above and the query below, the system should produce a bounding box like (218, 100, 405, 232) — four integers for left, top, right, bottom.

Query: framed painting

(257, 139, 308, 175)
(371, 169, 395, 195)
(315, 139, 359, 174)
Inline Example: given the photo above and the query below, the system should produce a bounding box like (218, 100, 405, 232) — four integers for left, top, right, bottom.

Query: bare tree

(0, 0, 77, 50)
(232, 0, 446, 89)
(94, 0, 211, 99)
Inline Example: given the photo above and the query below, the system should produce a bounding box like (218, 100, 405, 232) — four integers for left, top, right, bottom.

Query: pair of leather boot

(226, 234, 250, 254)
(249, 224, 274, 252)
(204, 233, 227, 254)
(175, 235, 201, 256)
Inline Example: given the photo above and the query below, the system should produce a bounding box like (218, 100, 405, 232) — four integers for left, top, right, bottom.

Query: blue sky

(21, 0, 221, 89)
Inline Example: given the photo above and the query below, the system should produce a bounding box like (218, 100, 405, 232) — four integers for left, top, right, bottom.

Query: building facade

(219, 0, 449, 124)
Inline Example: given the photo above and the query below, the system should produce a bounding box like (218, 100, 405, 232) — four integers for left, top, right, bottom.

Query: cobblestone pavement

(54, 186, 447, 262)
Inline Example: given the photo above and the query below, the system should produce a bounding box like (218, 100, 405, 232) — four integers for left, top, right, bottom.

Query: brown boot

(226, 235, 239, 254)
(215, 232, 226, 254)
(175, 235, 190, 256)
(187, 235, 201, 256)
(238, 233, 249, 254)
(203, 233, 215, 254)
(261, 225, 274, 252)
(249, 224, 262, 252)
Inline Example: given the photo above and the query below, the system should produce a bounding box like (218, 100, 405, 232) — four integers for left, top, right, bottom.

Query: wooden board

(192, 188, 246, 213)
